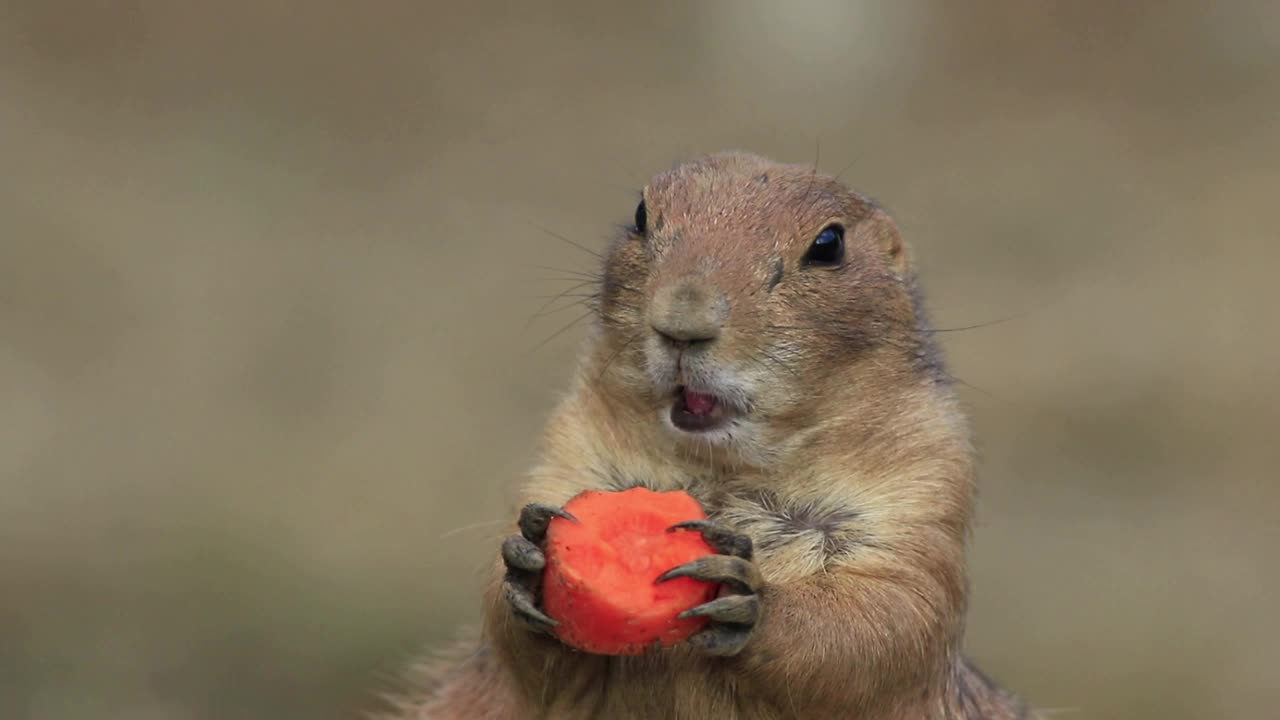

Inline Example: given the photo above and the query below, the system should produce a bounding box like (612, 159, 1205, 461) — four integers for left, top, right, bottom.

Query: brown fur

(398, 153, 1029, 719)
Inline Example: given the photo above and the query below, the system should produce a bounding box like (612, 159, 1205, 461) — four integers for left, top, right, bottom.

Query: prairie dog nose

(650, 278, 727, 346)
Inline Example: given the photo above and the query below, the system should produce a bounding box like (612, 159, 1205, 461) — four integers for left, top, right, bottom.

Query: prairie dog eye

(634, 200, 647, 234)
(803, 224, 844, 267)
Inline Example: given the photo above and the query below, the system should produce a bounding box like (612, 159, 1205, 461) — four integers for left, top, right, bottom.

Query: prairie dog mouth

(671, 386, 731, 432)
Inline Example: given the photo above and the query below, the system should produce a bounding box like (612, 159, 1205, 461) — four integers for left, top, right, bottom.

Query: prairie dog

(404, 152, 1027, 719)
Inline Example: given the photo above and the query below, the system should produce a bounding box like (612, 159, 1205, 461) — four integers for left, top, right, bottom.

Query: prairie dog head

(595, 152, 932, 467)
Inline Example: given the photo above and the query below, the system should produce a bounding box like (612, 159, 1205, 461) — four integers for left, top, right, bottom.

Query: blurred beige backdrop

(2, 2, 1277, 718)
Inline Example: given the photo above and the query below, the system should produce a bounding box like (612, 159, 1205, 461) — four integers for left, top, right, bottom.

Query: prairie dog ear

(853, 207, 909, 276)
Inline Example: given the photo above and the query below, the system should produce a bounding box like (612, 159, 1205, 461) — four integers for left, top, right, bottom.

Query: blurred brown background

(1, 2, 1277, 718)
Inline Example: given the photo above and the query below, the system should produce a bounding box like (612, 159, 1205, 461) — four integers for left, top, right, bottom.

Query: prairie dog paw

(500, 503, 577, 634)
(661, 521, 761, 656)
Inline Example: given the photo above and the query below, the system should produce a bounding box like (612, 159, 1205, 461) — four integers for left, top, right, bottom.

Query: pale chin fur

(660, 409, 770, 468)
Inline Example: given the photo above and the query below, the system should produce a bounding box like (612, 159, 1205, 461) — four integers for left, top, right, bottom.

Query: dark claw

(503, 576, 558, 634)
(518, 503, 577, 542)
(667, 520, 753, 559)
(656, 555, 763, 594)
(678, 594, 760, 625)
(501, 535, 545, 572)
(689, 624, 753, 657)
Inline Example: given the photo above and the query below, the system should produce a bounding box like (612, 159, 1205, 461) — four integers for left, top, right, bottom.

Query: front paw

(659, 520, 762, 657)
(500, 503, 576, 636)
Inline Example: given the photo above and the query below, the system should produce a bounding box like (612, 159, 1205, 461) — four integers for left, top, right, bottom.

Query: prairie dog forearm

(737, 560, 963, 712)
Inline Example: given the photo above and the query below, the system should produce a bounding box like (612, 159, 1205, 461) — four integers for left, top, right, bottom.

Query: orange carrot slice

(543, 488, 717, 655)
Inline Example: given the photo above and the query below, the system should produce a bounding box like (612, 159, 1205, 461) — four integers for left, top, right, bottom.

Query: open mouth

(671, 386, 731, 432)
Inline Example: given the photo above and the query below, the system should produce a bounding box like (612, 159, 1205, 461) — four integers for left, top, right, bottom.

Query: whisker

(596, 282, 646, 298)
(528, 265, 602, 281)
(439, 518, 508, 540)
(532, 224, 603, 260)
(527, 308, 596, 354)
(528, 298, 595, 321)
(768, 318, 1015, 338)
(832, 151, 862, 183)
(530, 289, 597, 301)
(596, 332, 641, 382)
(527, 281, 597, 303)
(925, 315, 1022, 333)
(797, 141, 829, 228)
(949, 376, 1006, 404)
(524, 281, 600, 329)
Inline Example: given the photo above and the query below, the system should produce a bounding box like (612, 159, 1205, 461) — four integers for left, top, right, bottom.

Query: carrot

(542, 487, 718, 655)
